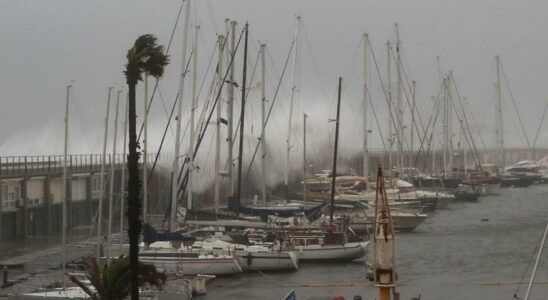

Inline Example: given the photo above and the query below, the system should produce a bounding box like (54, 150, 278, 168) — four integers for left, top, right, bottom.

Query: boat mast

(303, 113, 307, 207)
(227, 21, 237, 197)
(214, 35, 225, 214)
(143, 73, 148, 223)
(462, 97, 468, 176)
(448, 71, 454, 174)
(285, 15, 301, 200)
(395, 23, 404, 177)
(329, 77, 342, 227)
(386, 41, 393, 171)
(171, 0, 191, 231)
(119, 93, 128, 247)
(107, 91, 121, 264)
(431, 95, 437, 174)
(524, 223, 548, 300)
(410, 80, 416, 168)
(236, 23, 249, 205)
(260, 43, 267, 205)
(62, 84, 71, 287)
(363, 33, 370, 178)
(434, 56, 442, 175)
(188, 24, 199, 210)
(97, 87, 112, 258)
(495, 55, 505, 170)
(442, 77, 448, 178)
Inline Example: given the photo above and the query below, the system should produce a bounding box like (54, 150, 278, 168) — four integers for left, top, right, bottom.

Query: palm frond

(124, 34, 169, 84)
(74, 256, 165, 300)
(89, 259, 107, 298)
(68, 274, 99, 300)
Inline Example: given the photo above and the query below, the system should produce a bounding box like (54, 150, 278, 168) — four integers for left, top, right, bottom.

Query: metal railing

(0, 152, 167, 178)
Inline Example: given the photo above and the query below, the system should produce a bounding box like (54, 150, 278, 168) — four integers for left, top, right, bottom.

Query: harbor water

(204, 184, 548, 299)
(2, 184, 548, 299)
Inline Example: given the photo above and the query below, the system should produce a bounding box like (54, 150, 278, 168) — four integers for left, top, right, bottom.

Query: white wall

(50, 178, 63, 204)
(27, 178, 44, 206)
(71, 177, 86, 202)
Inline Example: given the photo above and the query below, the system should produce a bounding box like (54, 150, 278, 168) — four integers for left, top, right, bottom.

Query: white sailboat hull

(293, 241, 369, 261)
(233, 251, 298, 271)
(139, 255, 242, 276)
(348, 213, 427, 232)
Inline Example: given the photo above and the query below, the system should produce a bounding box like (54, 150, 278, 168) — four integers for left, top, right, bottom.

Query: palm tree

(124, 34, 169, 300)
(69, 256, 166, 300)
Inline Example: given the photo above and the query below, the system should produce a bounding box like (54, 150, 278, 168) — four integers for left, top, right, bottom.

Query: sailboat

(224, 21, 326, 222)
(277, 78, 370, 261)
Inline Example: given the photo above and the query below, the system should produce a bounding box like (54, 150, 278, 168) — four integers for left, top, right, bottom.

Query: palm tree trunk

(126, 79, 141, 300)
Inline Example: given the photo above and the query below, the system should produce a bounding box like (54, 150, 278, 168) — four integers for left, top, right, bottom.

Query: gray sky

(1, 0, 548, 161)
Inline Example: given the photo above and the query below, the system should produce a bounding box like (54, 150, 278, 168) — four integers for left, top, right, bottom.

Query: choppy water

(205, 185, 548, 300)
(3, 185, 548, 299)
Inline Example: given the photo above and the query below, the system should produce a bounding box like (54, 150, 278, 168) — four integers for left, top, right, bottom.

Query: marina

(2, 1, 548, 299)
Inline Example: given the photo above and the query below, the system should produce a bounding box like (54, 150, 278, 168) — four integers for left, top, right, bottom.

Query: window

(1, 183, 19, 211)
(306, 238, 320, 245)
(91, 176, 101, 199)
(1, 185, 7, 202)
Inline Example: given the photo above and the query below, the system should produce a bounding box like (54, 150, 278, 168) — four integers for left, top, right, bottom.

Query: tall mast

(260, 43, 267, 205)
(119, 93, 128, 247)
(285, 15, 301, 200)
(431, 95, 437, 174)
(448, 71, 454, 174)
(236, 23, 249, 204)
(143, 74, 148, 223)
(386, 41, 393, 171)
(214, 35, 225, 213)
(395, 23, 404, 177)
(107, 91, 120, 264)
(97, 87, 112, 258)
(227, 21, 237, 197)
(460, 98, 468, 176)
(171, 0, 191, 231)
(495, 55, 505, 170)
(410, 81, 416, 167)
(363, 33, 370, 177)
(62, 84, 72, 287)
(188, 24, 199, 210)
(329, 77, 342, 227)
(302, 113, 307, 207)
(442, 78, 448, 178)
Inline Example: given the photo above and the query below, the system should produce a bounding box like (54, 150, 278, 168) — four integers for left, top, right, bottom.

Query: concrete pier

(0, 153, 170, 246)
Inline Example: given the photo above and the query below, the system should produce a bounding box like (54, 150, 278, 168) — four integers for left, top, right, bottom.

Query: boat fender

(246, 253, 253, 266)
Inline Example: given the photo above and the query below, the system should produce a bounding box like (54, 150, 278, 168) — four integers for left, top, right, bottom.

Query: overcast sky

(1, 0, 548, 160)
